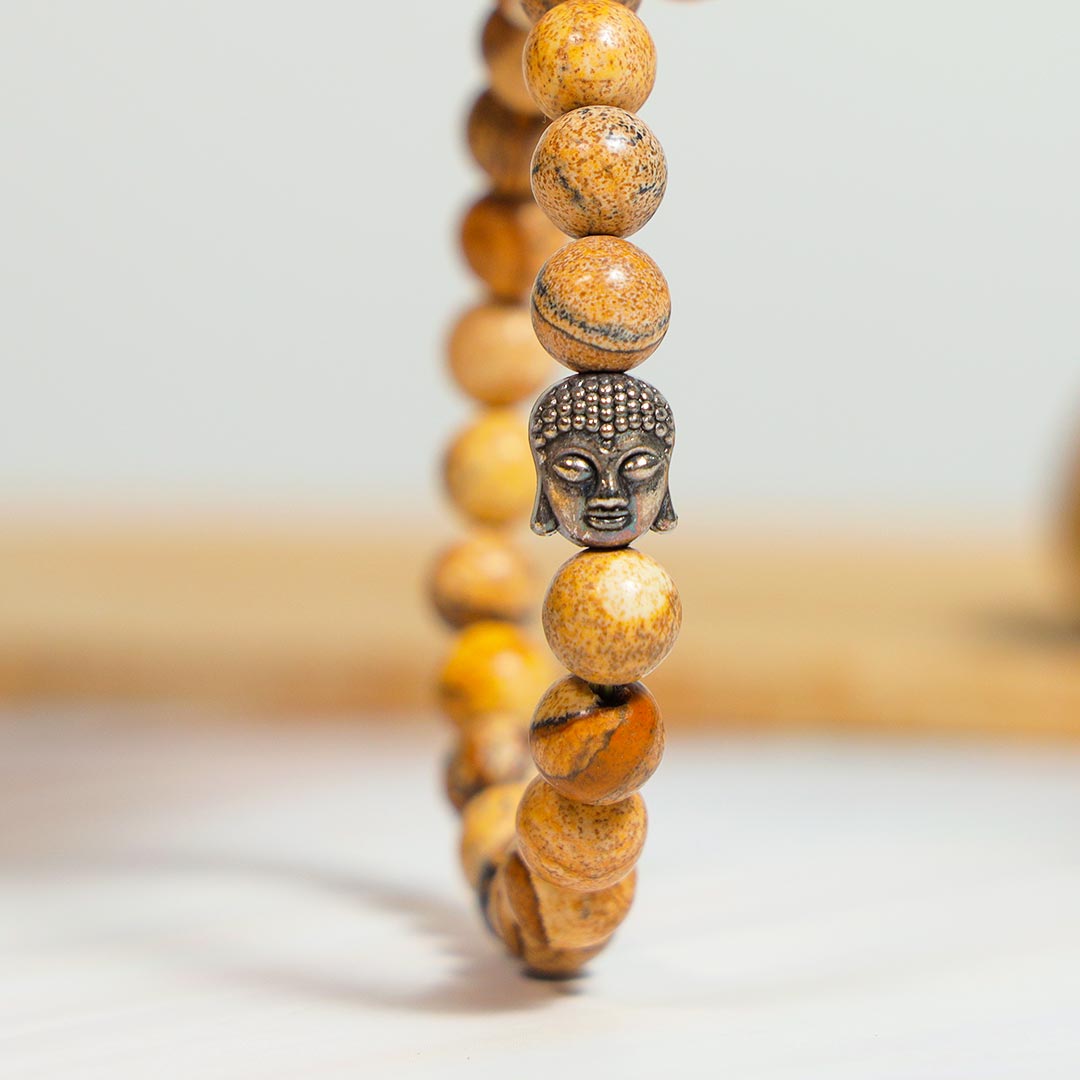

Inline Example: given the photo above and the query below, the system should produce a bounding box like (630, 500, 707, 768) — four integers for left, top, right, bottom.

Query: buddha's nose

(595, 470, 624, 499)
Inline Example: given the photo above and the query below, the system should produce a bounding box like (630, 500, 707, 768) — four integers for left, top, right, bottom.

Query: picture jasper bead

(524, 1, 656, 120)
(487, 855, 526, 955)
(481, 10, 543, 116)
(448, 302, 553, 406)
(543, 548, 681, 685)
(466, 91, 549, 196)
(503, 848, 635, 950)
(460, 780, 530, 890)
(438, 621, 552, 727)
(430, 531, 537, 628)
(521, 0, 641, 26)
(445, 712, 533, 812)
(517, 776, 647, 890)
(531, 106, 666, 238)
(460, 193, 565, 302)
(531, 236, 670, 372)
(444, 409, 535, 526)
(531, 677, 664, 804)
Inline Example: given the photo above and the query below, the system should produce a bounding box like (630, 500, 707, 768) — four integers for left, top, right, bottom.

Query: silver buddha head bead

(529, 373, 677, 549)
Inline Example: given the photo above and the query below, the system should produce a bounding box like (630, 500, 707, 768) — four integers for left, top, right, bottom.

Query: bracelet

(432, 0, 680, 979)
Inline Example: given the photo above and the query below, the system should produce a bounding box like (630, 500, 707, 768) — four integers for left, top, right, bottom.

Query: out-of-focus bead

(445, 712, 533, 812)
(444, 409, 535, 526)
(430, 531, 537, 628)
(460, 780, 530, 891)
(482, 10, 543, 116)
(466, 91, 549, 196)
(521, 0, 641, 25)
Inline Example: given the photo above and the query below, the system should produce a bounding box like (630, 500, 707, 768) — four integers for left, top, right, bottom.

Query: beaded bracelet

(432, 0, 680, 978)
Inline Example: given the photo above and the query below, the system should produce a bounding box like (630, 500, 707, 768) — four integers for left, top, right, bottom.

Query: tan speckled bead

(521, 0, 641, 26)
(481, 10, 543, 116)
(447, 302, 553, 406)
(531, 106, 666, 238)
(531, 677, 664, 804)
(429, 531, 537, 628)
(543, 548, 681, 685)
(531, 236, 670, 372)
(460, 780, 530, 891)
(437, 621, 552, 727)
(460, 194, 566, 301)
(466, 91, 549, 196)
(444, 408, 535, 526)
(524, 1, 656, 120)
(517, 776, 646, 890)
(445, 712, 533, 812)
(521, 931, 610, 978)
(503, 848, 635, 950)
(486, 853, 525, 955)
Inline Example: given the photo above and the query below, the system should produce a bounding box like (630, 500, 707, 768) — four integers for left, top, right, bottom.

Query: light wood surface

(3, 712, 1080, 1078)
(1, 517, 1078, 734)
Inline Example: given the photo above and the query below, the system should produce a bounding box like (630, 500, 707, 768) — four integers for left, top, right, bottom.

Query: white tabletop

(3, 711, 1079, 1079)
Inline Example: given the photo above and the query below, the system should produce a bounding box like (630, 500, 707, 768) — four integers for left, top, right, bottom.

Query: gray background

(2, 1, 1077, 526)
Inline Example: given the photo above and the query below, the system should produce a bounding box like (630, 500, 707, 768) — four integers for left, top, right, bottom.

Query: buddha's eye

(552, 454, 594, 484)
(621, 452, 661, 482)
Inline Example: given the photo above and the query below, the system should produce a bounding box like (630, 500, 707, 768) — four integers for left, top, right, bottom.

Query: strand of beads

(431, 3, 564, 915)
(484, 0, 683, 978)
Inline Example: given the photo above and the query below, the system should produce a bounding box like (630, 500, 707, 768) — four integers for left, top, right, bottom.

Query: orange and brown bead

(459, 780, 531, 891)
(531, 106, 666, 238)
(429, 531, 537, 628)
(531, 676, 664, 804)
(524, 0, 656, 119)
(444, 712, 533, 812)
(466, 90, 549, 196)
(481, 9, 543, 116)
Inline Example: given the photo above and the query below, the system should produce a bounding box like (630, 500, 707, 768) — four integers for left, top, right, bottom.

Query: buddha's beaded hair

(529, 373, 675, 453)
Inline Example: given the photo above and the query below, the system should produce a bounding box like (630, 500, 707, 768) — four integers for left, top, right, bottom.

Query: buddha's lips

(585, 510, 631, 530)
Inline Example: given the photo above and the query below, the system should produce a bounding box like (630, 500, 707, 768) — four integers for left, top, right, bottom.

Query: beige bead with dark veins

(461, 194, 566, 301)
(531, 677, 664, 804)
(503, 848, 635, 950)
(437, 621, 552, 727)
(524, 1, 656, 119)
(445, 712, 533, 812)
(517, 776, 646, 890)
(521, 0, 641, 27)
(460, 780, 531, 891)
(444, 409, 535, 526)
(448, 302, 553, 406)
(482, 10, 543, 116)
(531, 106, 666, 238)
(543, 548, 681, 685)
(430, 531, 537, 628)
(467, 91, 549, 196)
(531, 236, 670, 372)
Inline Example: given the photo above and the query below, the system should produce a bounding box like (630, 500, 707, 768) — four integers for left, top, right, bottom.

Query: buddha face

(532, 427, 676, 548)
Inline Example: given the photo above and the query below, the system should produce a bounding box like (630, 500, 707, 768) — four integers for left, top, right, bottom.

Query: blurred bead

(524, 1, 656, 119)
(482, 10, 542, 116)
(521, 933, 610, 978)
(517, 776, 646, 890)
(521, 0, 640, 24)
(430, 531, 537, 628)
(437, 621, 552, 727)
(531, 677, 664, 804)
(487, 853, 525, 954)
(466, 91, 549, 196)
(461, 193, 565, 301)
(448, 302, 552, 406)
(531, 106, 666, 238)
(531, 236, 669, 372)
(444, 408, 535, 526)
(543, 548, 681, 685)
(503, 848, 635, 950)
(445, 712, 533, 812)
(498, 0, 534, 30)
(460, 780, 530, 890)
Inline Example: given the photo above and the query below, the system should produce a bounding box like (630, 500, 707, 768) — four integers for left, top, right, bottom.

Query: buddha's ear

(531, 484, 558, 536)
(652, 487, 678, 533)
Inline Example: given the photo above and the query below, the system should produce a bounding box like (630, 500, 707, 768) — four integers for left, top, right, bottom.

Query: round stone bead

(429, 531, 537, 628)
(543, 548, 682, 685)
(460, 780, 530, 890)
(516, 776, 646, 890)
(443, 408, 534, 526)
(531, 236, 670, 372)
(524, 1, 656, 120)
(447, 302, 552, 406)
(466, 91, 549, 196)
(437, 621, 552, 727)
(445, 712, 533, 812)
(531, 677, 664, 804)
(485, 851, 525, 954)
(532, 106, 666, 239)
(498, 0, 534, 30)
(503, 848, 635, 950)
(521, 0, 641, 25)
(460, 194, 565, 301)
(521, 929, 610, 978)
(481, 10, 543, 116)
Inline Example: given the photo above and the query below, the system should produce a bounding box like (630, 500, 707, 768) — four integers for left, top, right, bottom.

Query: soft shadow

(975, 609, 1080, 648)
